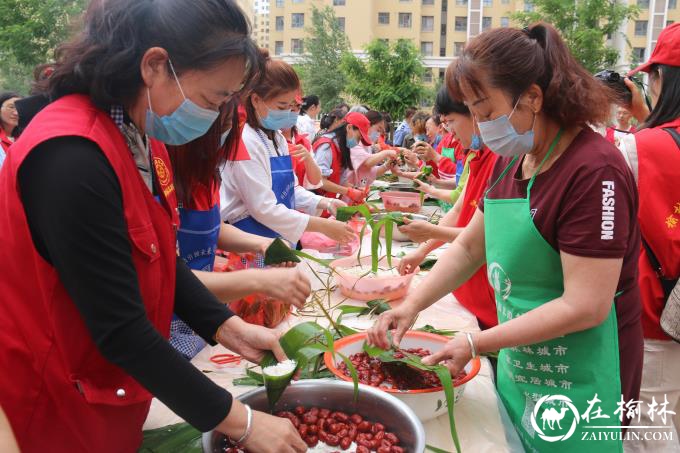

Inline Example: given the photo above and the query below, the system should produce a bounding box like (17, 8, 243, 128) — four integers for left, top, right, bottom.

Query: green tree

(342, 39, 426, 119)
(0, 0, 86, 92)
(512, 0, 638, 73)
(299, 5, 351, 112)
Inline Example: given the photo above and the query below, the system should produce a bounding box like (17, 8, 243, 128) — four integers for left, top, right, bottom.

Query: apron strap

(485, 155, 519, 197)
(526, 128, 563, 197)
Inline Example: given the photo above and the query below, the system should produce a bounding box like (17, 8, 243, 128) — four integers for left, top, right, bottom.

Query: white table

(144, 212, 522, 452)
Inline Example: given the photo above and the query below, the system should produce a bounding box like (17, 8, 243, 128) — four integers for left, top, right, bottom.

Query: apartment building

(260, 0, 680, 81)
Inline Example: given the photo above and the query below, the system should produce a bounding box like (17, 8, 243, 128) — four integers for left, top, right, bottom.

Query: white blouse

(219, 124, 323, 243)
(296, 114, 317, 140)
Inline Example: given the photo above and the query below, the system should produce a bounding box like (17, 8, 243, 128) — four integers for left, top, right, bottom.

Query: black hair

(0, 91, 21, 135)
(326, 122, 353, 171)
(300, 94, 319, 115)
(434, 86, 469, 116)
(365, 110, 383, 126)
(642, 64, 680, 130)
(382, 112, 393, 133)
(44, 0, 263, 110)
(404, 107, 417, 119)
(319, 108, 345, 130)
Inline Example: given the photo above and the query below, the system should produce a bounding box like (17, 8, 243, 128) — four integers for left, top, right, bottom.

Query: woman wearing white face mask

(369, 22, 643, 453)
(0, 1, 308, 453)
(220, 50, 353, 246)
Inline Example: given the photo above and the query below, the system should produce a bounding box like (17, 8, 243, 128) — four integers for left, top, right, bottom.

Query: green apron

(438, 147, 456, 212)
(484, 130, 623, 453)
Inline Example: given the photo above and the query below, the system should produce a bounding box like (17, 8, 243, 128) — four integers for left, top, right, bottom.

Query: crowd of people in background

(0, 0, 678, 451)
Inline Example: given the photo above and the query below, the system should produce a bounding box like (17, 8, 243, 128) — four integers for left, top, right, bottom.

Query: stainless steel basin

(202, 380, 426, 452)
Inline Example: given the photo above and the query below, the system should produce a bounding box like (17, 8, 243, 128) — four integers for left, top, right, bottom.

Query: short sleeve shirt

(479, 128, 642, 402)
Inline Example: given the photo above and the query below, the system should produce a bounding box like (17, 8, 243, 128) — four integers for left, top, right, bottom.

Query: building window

(337, 17, 345, 31)
(423, 70, 434, 83)
(500, 16, 509, 27)
(443, 0, 448, 11)
(275, 41, 284, 55)
(669, 0, 677, 9)
(333, 0, 346, 5)
(501, 0, 510, 3)
(637, 0, 649, 8)
(291, 38, 304, 54)
(421, 41, 434, 56)
(440, 47, 446, 56)
(633, 47, 645, 61)
(455, 16, 467, 32)
(276, 0, 284, 7)
(483, 0, 492, 6)
(378, 12, 390, 24)
(275, 16, 284, 31)
(524, 1, 534, 11)
(291, 13, 304, 28)
(422, 16, 434, 32)
(399, 12, 412, 28)
(635, 20, 648, 36)
(292, 0, 304, 3)
(482, 16, 492, 30)
(455, 0, 468, 5)
(454, 41, 465, 56)
(423, 0, 435, 4)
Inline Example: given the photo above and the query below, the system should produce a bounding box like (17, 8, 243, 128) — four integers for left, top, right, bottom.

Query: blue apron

(170, 201, 221, 359)
(233, 130, 296, 239)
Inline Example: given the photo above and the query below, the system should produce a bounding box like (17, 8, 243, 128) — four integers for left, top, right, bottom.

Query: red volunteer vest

(0, 94, 179, 452)
(0, 127, 13, 153)
(312, 136, 342, 198)
(635, 120, 680, 340)
(452, 147, 499, 330)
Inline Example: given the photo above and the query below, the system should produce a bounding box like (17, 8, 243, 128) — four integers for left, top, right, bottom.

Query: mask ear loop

(509, 95, 538, 134)
(167, 59, 187, 100)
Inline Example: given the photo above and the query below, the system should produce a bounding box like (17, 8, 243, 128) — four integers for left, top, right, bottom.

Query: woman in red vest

(0, 1, 307, 452)
(281, 94, 322, 189)
(620, 23, 680, 451)
(398, 92, 498, 331)
(0, 91, 21, 169)
(312, 112, 375, 203)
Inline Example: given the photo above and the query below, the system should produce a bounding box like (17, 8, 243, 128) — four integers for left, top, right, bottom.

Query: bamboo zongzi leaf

(264, 238, 300, 265)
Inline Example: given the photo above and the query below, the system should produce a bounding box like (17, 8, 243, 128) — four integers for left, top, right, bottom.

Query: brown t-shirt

(480, 127, 642, 405)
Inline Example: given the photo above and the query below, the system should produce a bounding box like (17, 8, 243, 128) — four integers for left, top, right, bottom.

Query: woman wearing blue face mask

(166, 102, 311, 360)
(220, 50, 354, 246)
(369, 22, 643, 453)
(0, 1, 309, 452)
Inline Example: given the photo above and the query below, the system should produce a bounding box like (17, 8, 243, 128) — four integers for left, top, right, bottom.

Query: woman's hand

(217, 401, 307, 453)
(321, 218, 355, 244)
(258, 238, 296, 268)
(216, 316, 286, 364)
(243, 411, 308, 453)
(367, 305, 419, 350)
(413, 178, 434, 195)
(624, 78, 650, 124)
(414, 142, 437, 162)
(380, 149, 398, 161)
(421, 333, 474, 377)
(398, 218, 436, 243)
(400, 148, 420, 168)
(398, 249, 426, 275)
(259, 268, 311, 308)
(289, 144, 312, 163)
(325, 198, 347, 216)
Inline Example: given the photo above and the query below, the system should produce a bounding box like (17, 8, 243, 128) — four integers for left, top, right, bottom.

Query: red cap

(344, 112, 372, 145)
(629, 23, 680, 75)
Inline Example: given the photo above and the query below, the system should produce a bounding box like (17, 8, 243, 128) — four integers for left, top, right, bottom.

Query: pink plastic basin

(330, 255, 418, 301)
(380, 191, 422, 213)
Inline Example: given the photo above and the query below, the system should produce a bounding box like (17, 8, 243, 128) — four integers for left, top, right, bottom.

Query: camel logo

(530, 395, 581, 442)
(487, 262, 511, 301)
